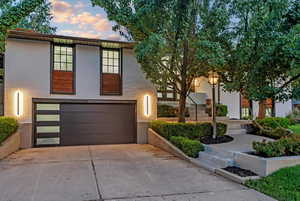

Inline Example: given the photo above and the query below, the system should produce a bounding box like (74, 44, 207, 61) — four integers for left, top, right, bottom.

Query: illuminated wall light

(144, 94, 151, 117)
(14, 90, 23, 117)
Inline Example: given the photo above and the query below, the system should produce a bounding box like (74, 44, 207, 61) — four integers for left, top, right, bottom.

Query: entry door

(60, 103, 137, 146)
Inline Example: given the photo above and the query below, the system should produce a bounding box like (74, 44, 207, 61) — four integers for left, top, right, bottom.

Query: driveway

(0, 144, 275, 201)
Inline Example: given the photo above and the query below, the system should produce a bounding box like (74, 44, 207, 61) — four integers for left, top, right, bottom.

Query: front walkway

(0, 144, 275, 201)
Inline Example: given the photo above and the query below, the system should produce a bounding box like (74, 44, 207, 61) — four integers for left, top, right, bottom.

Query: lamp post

(208, 71, 219, 139)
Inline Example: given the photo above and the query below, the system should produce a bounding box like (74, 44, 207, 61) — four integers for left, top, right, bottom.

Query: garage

(33, 99, 137, 147)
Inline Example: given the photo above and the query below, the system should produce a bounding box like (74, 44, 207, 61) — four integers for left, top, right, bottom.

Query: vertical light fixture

(144, 94, 151, 117)
(14, 90, 23, 117)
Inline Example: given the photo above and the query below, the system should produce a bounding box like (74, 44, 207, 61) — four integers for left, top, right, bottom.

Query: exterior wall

(195, 77, 240, 119)
(5, 38, 157, 147)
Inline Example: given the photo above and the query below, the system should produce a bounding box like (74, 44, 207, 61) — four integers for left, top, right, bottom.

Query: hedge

(253, 136, 300, 158)
(150, 120, 227, 140)
(0, 117, 18, 144)
(170, 136, 204, 158)
(256, 117, 291, 129)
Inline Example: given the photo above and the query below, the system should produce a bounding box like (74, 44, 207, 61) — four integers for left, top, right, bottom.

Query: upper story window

(102, 49, 120, 74)
(51, 44, 75, 94)
(100, 48, 122, 95)
(53, 45, 74, 71)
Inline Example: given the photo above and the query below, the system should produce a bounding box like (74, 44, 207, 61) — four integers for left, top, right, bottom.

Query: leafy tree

(222, 0, 300, 119)
(0, 0, 44, 52)
(92, 0, 231, 122)
(14, 1, 56, 34)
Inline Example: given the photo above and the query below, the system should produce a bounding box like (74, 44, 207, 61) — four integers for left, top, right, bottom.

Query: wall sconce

(144, 94, 151, 117)
(14, 90, 23, 117)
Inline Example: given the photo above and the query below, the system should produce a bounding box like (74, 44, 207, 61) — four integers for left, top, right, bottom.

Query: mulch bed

(200, 135, 234, 144)
(222, 166, 258, 177)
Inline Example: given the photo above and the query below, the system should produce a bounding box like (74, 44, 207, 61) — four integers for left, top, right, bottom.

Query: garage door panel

(60, 103, 136, 146)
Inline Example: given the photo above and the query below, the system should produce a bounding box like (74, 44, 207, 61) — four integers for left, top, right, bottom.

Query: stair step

(198, 152, 234, 169)
(227, 129, 247, 135)
(204, 145, 236, 158)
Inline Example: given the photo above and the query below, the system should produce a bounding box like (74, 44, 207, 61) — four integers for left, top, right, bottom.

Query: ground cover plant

(0, 117, 18, 144)
(246, 165, 300, 201)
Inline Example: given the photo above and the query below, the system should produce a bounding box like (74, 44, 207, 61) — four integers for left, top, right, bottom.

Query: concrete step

(197, 152, 234, 169)
(204, 145, 236, 159)
(227, 129, 247, 135)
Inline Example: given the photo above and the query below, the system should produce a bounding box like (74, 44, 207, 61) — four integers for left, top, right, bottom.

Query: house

(3, 30, 157, 148)
(158, 76, 293, 120)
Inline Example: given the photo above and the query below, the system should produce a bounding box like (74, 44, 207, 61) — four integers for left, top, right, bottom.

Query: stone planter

(235, 152, 300, 176)
(0, 132, 20, 160)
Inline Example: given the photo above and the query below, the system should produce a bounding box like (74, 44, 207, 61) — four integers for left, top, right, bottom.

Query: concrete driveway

(0, 144, 275, 201)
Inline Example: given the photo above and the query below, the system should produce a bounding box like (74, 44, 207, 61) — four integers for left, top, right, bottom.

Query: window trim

(100, 47, 123, 96)
(50, 43, 76, 95)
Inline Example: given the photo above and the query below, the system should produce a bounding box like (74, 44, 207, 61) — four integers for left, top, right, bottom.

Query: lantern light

(208, 71, 219, 85)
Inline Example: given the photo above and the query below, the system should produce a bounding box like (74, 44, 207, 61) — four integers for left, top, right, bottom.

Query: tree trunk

(258, 100, 266, 119)
(178, 93, 187, 123)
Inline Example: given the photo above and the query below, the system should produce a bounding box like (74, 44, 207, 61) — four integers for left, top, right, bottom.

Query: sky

(50, 0, 122, 40)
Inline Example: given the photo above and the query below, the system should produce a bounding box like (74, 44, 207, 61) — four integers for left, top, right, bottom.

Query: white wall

(5, 39, 157, 124)
(195, 77, 240, 119)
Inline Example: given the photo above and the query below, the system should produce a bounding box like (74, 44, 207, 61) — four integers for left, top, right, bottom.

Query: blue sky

(51, 0, 121, 40)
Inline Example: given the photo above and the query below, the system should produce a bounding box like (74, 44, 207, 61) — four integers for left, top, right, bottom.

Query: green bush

(157, 104, 189, 117)
(206, 104, 228, 117)
(253, 137, 300, 158)
(256, 117, 291, 129)
(0, 117, 18, 144)
(170, 136, 204, 158)
(150, 120, 227, 140)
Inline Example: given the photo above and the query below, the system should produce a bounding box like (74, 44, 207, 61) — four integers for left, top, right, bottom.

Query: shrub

(253, 137, 300, 158)
(206, 104, 228, 117)
(286, 108, 300, 124)
(256, 117, 291, 129)
(150, 120, 227, 140)
(170, 136, 204, 158)
(0, 117, 18, 144)
(157, 104, 189, 117)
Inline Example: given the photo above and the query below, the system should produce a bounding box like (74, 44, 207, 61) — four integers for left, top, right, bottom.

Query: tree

(0, 0, 44, 52)
(222, 0, 300, 119)
(14, 1, 56, 34)
(92, 0, 231, 122)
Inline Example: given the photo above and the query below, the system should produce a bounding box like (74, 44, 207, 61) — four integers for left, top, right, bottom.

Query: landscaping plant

(253, 137, 300, 158)
(0, 117, 18, 144)
(246, 165, 300, 201)
(150, 120, 227, 140)
(170, 136, 204, 158)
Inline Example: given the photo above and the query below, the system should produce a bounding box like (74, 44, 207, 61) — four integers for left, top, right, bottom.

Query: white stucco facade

(5, 38, 157, 147)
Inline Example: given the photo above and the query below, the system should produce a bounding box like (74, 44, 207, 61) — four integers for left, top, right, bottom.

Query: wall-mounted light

(14, 90, 23, 117)
(144, 94, 151, 117)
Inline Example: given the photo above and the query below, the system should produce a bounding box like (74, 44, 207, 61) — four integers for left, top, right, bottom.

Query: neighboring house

(158, 76, 293, 119)
(4, 30, 157, 148)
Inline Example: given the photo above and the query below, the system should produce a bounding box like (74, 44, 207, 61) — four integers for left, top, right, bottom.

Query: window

(102, 49, 120, 74)
(100, 48, 122, 95)
(53, 45, 73, 71)
(51, 44, 75, 94)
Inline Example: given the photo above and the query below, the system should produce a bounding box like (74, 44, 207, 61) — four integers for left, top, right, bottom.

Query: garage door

(34, 101, 137, 147)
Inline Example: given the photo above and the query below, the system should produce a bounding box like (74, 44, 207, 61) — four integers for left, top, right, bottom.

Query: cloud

(106, 34, 121, 41)
(51, 0, 73, 23)
(51, 0, 123, 40)
(70, 12, 111, 32)
(58, 30, 101, 39)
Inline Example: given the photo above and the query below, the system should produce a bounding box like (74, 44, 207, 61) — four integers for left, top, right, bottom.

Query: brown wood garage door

(60, 103, 136, 146)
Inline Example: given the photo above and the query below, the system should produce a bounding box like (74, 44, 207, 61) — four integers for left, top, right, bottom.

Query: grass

(289, 124, 300, 134)
(246, 165, 300, 201)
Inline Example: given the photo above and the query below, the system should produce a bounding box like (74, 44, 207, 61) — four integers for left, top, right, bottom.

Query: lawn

(246, 165, 300, 201)
(289, 124, 300, 134)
